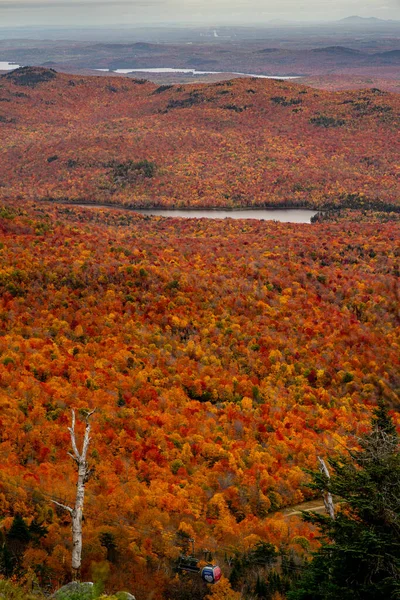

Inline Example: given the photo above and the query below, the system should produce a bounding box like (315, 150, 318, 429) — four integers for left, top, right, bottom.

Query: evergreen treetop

(288, 402, 400, 600)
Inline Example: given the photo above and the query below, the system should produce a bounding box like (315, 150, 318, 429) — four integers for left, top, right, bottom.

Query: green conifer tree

(288, 402, 400, 600)
(28, 518, 48, 547)
(7, 514, 31, 545)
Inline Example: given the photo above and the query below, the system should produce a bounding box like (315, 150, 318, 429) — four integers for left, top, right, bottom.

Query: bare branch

(81, 430, 91, 461)
(67, 451, 79, 463)
(85, 408, 96, 425)
(51, 499, 74, 514)
(78, 409, 96, 462)
(69, 409, 80, 460)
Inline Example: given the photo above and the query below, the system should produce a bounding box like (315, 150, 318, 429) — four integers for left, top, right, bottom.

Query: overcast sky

(0, 0, 399, 27)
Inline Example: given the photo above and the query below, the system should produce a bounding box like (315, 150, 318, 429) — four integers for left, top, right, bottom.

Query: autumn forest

(0, 66, 399, 599)
(0, 67, 399, 211)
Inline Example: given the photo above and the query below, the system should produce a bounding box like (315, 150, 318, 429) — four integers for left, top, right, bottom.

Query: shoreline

(43, 199, 323, 213)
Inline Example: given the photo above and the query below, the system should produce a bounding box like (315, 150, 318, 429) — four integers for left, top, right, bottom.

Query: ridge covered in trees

(0, 67, 399, 211)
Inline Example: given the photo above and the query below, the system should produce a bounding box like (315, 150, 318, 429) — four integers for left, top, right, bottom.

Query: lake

(0, 62, 22, 70)
(75, 204, 318, 223)
(95, 67, 300, 79)
(0, 62, 299, 80)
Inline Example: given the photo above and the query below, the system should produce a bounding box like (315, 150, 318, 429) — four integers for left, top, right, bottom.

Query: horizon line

(0, 16, 399, 29)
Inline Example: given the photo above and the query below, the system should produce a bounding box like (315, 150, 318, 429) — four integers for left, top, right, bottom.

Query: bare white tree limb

(68, 409, 80, 460)
(317, 456, 335, 520)
(67, 451, 79, 464)
(51, 499, 74, 514)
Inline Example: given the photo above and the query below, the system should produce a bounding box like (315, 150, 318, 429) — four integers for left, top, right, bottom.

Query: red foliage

(0, 200, 398, 594)
(0, 68, 398, 210)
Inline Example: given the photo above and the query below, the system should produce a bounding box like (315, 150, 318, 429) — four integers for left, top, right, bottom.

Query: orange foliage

(0, 200, 398, 595)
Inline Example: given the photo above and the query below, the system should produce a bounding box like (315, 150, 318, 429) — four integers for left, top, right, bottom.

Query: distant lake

(75, 204, 318, 223)
(0, 62, 300, 80)
(0, 62, 21, 70)
(95, 67, 300, 79)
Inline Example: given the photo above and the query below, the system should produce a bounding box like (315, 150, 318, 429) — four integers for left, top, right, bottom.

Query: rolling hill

(0, 67, 399, 211)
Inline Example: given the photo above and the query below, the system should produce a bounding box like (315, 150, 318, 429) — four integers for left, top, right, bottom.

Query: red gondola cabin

(201, 565, 222, 584)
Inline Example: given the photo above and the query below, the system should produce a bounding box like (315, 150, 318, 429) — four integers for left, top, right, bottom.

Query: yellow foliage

(178, 521, 196, 539)
(205, 576, 241, 600)
(241, 397, 253, 411)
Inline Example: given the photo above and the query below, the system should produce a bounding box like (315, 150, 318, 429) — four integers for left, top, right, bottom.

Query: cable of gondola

(177, 538, 201, 574)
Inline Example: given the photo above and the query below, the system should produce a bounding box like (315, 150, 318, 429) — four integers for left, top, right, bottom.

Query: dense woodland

(0, 199, 398, 597)
(0, 67, 399, 598)
(0, 67, 399, 211)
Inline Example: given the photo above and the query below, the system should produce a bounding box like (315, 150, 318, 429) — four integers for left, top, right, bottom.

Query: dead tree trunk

(317, 456, 335, 520)
(52, 409, 95, 581)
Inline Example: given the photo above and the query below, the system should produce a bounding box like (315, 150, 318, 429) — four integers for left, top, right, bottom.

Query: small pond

(76, 204, 318, 223)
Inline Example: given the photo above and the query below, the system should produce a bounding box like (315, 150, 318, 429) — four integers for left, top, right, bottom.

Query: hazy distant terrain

(0, 20, 399, 88)
(1, 17, 400, 44)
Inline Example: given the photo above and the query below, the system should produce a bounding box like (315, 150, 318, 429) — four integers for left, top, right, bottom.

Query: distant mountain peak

(339, 15, 388, 23)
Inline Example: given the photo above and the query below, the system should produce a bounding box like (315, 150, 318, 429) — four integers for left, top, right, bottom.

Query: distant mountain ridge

(311, 46, 362, 55)
(338, 15, 399, 24)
